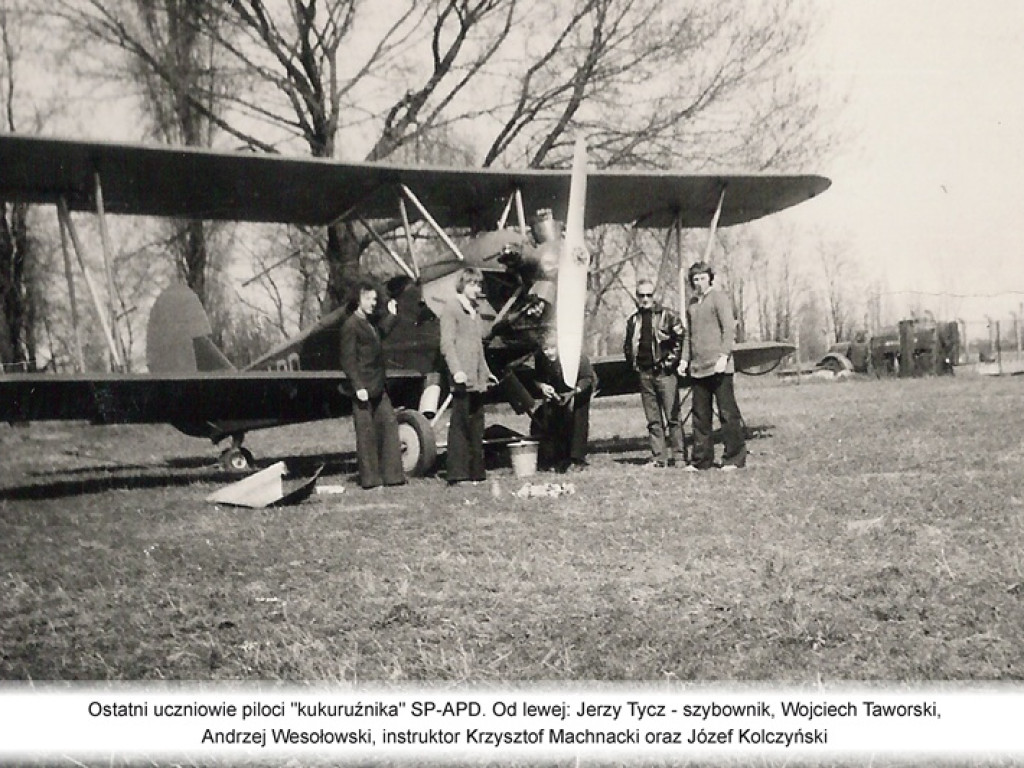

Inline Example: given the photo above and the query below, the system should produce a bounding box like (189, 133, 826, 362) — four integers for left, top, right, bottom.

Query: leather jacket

(623, 305, 685, 373)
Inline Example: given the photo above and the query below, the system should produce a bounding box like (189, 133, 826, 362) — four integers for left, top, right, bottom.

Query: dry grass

(2, 371, 1024, 682)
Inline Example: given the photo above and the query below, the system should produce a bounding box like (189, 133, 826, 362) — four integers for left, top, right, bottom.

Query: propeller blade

(556, 137, 590, 388)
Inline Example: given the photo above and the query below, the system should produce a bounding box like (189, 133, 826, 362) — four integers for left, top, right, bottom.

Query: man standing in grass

(623, 278, 686, 467)
(441, 267, 496, 485)
(340, 280, 406, 489)
(528, 335, 596, 472)
(682, 261, 746, 471)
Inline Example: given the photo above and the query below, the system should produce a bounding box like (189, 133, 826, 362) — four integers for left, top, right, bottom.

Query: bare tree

(53, 0, 230, 313)
(748, 241, 802, 343)
(0, 2, 39, 370)
(819, 234, 858, 343)
(54, 0, 835, 324)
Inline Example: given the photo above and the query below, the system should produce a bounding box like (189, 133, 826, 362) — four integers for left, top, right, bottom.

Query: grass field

(2, 371, 1024, 682)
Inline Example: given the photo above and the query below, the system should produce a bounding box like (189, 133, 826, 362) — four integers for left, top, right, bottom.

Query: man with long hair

(683, 261, 746, 471)
(440, 268, 496, 484)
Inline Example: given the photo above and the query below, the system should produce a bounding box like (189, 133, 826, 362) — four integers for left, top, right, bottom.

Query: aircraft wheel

(220, 446, 254, 473)
(397, 409, 437, 477)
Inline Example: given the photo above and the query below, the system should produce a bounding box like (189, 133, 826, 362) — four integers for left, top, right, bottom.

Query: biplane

(0, 133, 829, 475)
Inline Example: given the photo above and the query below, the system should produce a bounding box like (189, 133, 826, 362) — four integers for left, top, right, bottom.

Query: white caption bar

(0, 685, 1021, 761)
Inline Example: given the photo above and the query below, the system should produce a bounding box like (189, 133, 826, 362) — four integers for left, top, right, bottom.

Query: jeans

(638, 368, 683, 462)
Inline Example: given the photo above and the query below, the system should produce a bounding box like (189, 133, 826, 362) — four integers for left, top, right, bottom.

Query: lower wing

(591, 342, 796, 396)
(0, 370, 424, 430)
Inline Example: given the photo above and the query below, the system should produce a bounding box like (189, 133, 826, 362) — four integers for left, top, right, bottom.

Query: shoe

(722, 446, 748, 470)
(682, 464, 699, 473)
(568, 460, 587, 472)
(666, 459, 676, 468)
(719, 464, 740, 472)
(646, 459, 666, 468)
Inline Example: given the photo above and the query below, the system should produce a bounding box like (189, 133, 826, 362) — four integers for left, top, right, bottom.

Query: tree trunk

(0, 202, 34, 370)
(323, 222, 366, 313)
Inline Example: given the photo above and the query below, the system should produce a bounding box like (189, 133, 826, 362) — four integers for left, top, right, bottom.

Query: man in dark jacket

(623, 278, 686, 467)
(340, 280, 406, 489)
(528, 336, 596, 472)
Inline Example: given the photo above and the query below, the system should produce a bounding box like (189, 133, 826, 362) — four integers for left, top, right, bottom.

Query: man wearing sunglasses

(623, 278, 686, 467)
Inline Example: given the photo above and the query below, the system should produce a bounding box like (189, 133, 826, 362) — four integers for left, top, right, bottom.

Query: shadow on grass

(0, 471, 234, 501)
(1, 451, 360, 502)
(3, 425, 776, 501)
(28, 462, 152, 477)
(165, 451, 358, 475)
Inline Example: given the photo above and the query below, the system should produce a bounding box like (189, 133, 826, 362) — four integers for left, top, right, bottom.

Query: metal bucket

(508, 440, 539, 478)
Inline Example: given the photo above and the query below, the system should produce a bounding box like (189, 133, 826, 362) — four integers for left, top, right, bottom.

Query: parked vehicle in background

(818, 318, 960, 377)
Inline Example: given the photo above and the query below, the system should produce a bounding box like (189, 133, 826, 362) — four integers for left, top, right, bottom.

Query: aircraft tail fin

(147, 284, 235, 373)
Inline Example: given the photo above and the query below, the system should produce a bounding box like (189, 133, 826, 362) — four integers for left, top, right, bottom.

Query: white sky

(30, 1, 1024, 338)
(786, 0, 1024, 330)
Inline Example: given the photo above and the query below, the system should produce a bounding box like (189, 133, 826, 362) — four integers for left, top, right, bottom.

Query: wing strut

(672, 213, 686, 324)
(241, 249, 300, 287)
(609, 222, 645, 308)
(400, 184, 465, 261)
(514, 189, 529, 241)
(497, 193, 513, 230)
(93, 172, 127, 367)
(355, 214, 416, 280)
(56, 198, 124, 370)
(398, 197, 420, 279)
(653, 218, 674, 295)
(702, 186, 727, 263)
(487, 286, 525, 337)
(57, 210, 85, 372)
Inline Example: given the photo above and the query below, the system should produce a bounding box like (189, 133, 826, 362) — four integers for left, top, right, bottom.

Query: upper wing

(0, 370, 424, 425)
(0, 133, 829, 229)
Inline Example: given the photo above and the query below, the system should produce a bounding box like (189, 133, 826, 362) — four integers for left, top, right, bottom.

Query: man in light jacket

(440, 267, 496, 485)
(682, 261, 746, 471)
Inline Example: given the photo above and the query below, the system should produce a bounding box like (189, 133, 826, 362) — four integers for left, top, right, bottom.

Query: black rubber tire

(396, 409, 438, 477)
(220, 446, 254, 473)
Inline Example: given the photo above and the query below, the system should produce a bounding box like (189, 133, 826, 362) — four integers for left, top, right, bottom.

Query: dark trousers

(531, 390, 591, 469)
(447, 389, 486, 482)
(639, 368, 683, 462)
(690, 373, 746, 469)
(352, 392, 405, 488)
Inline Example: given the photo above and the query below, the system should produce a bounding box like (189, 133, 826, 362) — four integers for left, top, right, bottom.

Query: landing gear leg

(219, 434, 254, 473)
